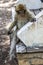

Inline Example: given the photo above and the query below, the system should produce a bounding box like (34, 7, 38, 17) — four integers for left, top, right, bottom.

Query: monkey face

(16, 10, 26, 14)
(15, 4, 26, 16)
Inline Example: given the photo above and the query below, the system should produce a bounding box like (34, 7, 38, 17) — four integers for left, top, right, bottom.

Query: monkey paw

(31, 18, 36, 22)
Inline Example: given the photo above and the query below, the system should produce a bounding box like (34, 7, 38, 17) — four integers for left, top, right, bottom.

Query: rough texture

(0, 8, 12, 65)
(17, 53, 43, 65)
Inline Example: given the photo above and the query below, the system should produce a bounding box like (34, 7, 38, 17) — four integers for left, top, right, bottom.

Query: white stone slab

(17, 10, 43, 47)
(16, 0, 41, 9)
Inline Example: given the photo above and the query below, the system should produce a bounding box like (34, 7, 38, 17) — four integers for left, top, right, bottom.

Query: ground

(0, 8, 12, 65)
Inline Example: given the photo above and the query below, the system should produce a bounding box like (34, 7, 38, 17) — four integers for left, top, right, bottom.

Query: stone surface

(0, 9, 11, 46)
(17, 0, 41, 9)
(17, 12, 43, 47)
(17, 53, 43, 65)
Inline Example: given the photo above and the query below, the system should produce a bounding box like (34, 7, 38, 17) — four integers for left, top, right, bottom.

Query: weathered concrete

(17, 11, 43, 47)
(17, 53, 43, 65)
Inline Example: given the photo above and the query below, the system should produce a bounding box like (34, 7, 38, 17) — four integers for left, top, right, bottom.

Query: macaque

(6, 4, 36, 65)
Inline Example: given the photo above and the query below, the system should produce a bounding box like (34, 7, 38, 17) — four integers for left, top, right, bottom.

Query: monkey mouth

(19, 13, 25, 17)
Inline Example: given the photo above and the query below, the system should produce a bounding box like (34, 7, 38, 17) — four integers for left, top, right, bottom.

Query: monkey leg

(9, 31, 19, 65)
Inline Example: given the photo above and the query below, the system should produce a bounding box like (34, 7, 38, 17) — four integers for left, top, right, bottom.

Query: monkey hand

(7, 30, 13, 35)
(4, 28, 12, 35)
(31, 18, 36, 22)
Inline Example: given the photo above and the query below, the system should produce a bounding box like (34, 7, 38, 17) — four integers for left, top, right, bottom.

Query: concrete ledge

(17, 52, 43, 65)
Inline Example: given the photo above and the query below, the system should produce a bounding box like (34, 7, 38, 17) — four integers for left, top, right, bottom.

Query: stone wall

(0, 8, 12, 46)
(17, 53, 43, 65)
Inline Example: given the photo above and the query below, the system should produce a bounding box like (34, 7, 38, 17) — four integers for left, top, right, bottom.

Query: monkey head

(15, 4, 26, 16)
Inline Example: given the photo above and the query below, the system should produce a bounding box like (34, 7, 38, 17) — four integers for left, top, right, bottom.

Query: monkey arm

(8, 21, 16, 31)
(5, 21, 17, 35)
(27, 10, 36, 22)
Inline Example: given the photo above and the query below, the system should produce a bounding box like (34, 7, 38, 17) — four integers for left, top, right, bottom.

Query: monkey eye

(16, 10, 19, 13)
(16, 10, 26, 14)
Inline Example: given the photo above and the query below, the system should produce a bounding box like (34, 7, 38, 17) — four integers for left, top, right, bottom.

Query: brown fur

(8, 4, 35, 30)
(15, 4, 26, 11)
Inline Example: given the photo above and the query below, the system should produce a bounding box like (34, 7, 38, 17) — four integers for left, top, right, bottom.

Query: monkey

(5, 4, 36, 65)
